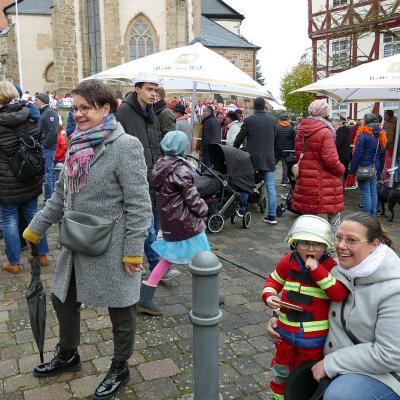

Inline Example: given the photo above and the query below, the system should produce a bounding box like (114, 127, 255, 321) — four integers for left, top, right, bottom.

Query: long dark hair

(342, 212, 394, 249)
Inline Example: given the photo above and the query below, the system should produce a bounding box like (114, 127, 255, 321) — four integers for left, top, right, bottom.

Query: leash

(215, 252, 266, 280)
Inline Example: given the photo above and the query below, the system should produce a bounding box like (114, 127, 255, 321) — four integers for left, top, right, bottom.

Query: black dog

(388, 188, 400, 222)
(377, 183, 391, 216)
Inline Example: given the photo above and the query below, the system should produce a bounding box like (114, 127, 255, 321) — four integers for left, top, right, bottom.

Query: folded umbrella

(26, 244, 46, 363)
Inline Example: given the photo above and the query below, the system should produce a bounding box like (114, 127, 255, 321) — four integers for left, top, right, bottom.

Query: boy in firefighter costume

(262, 215, 348, 400)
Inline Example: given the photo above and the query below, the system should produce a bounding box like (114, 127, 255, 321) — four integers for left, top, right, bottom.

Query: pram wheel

(207, 214, 224, 233)
(259, 186, 267, 214)
(276, 204, 284, 217)
(242, 211, 251, 229)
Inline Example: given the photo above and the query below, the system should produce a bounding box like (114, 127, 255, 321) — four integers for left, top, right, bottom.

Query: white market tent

(84, 42, 278, 101)
(294, 54, 400, 186)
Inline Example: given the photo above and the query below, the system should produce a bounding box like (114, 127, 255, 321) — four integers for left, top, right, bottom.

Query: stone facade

(0, 25, 18, 83)
(213, 48, 256, 78)
(103, 0, 121, 69)
(51, 0, 79, 92)
(165, 0, 189, 49)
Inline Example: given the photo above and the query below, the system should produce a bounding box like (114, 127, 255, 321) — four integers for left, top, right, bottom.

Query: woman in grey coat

(268, 212, 400, 400)
(23, 80, 152, 400)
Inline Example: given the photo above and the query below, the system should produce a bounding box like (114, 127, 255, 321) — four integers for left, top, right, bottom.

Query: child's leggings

(147, 259, 173, 286)
(270, 340, 323, 399)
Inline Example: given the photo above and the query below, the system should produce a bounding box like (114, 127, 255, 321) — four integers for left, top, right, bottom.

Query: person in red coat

(292, 100, 345, 233)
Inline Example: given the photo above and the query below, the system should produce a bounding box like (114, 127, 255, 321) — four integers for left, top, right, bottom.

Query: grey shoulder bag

(59, 162, 124, 257)
(356, 139, 379, 181)
(340, 298, 400, 383)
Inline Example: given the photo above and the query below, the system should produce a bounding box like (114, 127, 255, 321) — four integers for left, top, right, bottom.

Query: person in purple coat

(137, 130, 210, 316)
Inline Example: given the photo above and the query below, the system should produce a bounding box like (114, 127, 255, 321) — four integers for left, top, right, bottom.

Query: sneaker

(236, 209, 245, 218)
(2, 261, 20, 274)
(263, 216, 278, 225)
(280, 193, 289, 200)
(160, 269, 180, 283)
(280, 183, 287, 187)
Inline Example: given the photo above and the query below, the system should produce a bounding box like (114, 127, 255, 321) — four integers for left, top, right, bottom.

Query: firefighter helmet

(286, 215, 334, 250)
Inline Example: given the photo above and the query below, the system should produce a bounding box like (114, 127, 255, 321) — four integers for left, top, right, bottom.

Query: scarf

(308, 115, 336, 139)
(66, 113, 117, 193)
(336, 243, 388, 279)
(352, 124, 387, 154)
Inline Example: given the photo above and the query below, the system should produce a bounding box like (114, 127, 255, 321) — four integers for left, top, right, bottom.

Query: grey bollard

(189, 251, 223, 400)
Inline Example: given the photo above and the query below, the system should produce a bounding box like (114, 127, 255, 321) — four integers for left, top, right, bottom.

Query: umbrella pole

(190, 81, 197, 132)
(388, 103, 400, 188)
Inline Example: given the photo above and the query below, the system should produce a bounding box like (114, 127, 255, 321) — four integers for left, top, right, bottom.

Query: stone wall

(212, 48, 256, 79)
(3, 26, 18, 84)
(165, 0, 188, 49)
(51, 0, 79, 93)
(103, 0, 121, 68)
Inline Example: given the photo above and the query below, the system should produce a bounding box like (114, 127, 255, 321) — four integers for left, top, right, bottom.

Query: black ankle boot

(94, 359, 129, 399)
(33, 344, 81, 377)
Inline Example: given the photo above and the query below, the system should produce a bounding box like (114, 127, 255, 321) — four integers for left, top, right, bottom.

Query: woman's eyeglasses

(70, 104, 95, 115)
(297, 240, 325, 251)
(335, 234, 367, 247)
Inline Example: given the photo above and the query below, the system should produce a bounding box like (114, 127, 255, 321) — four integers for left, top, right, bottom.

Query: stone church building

(0, 0, 259, 94)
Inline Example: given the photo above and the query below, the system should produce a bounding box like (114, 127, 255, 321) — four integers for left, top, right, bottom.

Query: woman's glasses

(335, 234, 368, 247)
(70, 104, 95, 115)
(297, 240, 325, 251)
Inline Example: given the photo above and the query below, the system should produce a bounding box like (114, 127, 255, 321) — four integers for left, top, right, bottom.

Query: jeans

(358, 176, 378, 216)
(0, 197, 48, 264)
(43, 148, 56, 201)
(144, 207, 160, 271)
(324, 373, 400, 400)
(240, 171, 277, 217)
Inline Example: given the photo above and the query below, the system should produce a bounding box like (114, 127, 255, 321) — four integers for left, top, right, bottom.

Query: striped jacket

(262, 252, 348, 338)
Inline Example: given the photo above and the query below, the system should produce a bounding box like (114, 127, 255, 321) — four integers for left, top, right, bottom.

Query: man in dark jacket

(35, 92, 59, 202)
(116, 72, 178, 281)
(275, 114, 295, 186)
(333, 119, 351, 185)
(201, 106, 221, 168)
(154, 87, 176, 136)
(234, 98, 278, 224)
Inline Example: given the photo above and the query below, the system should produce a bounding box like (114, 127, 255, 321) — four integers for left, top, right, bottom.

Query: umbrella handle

(31, 244, 39, 257)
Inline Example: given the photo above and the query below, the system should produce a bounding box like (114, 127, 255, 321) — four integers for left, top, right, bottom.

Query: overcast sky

(224, 0, 311, 101)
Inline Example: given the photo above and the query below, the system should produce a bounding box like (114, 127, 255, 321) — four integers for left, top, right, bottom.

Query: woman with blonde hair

(0, 80, 48, 274)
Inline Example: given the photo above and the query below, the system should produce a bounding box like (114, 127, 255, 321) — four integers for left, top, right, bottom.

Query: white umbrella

(84, 43, 277, 101)
(293, 54, 400, 102)
(293, 54, 400, 186)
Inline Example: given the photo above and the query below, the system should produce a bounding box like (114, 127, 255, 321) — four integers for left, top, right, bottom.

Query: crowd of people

(0, 73, 400, 400)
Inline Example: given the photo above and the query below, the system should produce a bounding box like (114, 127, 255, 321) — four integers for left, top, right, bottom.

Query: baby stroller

(189, 143, 255, 233)
(276, 150, 301, 216)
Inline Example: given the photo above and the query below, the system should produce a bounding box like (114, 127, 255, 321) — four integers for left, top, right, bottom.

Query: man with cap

(35, 92, 59, 202)
(154, 87, 176, 136)
(116, 71, 179, 281)
(275, 114, 295, 186)
(234, 97, 278, 224)
(172, 103, 192, 153)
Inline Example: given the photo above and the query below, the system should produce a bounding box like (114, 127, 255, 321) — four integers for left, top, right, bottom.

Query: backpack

(0, 122, 45, 182)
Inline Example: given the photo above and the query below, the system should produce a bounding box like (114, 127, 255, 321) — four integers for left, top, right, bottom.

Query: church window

(129, 18, 155, 60)
(45, 63, 54, 83)
(87, 0, 102, 74)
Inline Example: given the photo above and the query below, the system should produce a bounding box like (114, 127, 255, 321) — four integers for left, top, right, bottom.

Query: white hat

(134, 71, 161, 85)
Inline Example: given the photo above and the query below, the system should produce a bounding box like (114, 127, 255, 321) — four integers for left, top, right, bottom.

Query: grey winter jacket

(326, 245, 400, 395)
(27, 124, 152, 307)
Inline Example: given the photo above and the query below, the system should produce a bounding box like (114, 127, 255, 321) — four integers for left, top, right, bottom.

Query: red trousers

(270, 340, 323, 398)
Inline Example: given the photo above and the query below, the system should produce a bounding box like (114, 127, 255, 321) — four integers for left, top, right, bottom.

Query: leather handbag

(59, 210, 122, 256)
(292, 138, 309, 180)
(355, 140, 379, 181)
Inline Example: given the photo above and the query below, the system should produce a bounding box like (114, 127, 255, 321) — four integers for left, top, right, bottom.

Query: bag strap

(340, 298, 400, 383)
(372, 136, 380, 163)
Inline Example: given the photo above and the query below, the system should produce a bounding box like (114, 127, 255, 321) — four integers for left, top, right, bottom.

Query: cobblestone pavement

(1, 183, 399, 400)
